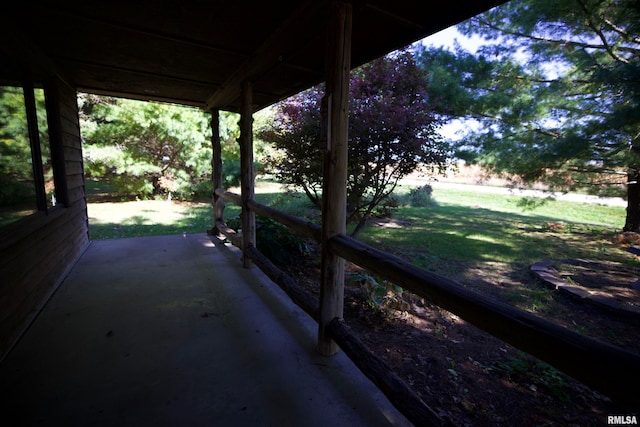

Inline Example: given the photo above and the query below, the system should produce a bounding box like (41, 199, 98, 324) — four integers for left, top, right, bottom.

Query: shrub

(407, 184, 434, 207)
(226, 216, 310, 266)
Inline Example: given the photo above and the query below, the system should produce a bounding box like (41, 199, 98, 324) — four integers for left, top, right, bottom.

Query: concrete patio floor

(0, 233, 412, 427)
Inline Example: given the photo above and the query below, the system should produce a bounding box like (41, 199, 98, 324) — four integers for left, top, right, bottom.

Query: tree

(0, 86, 33, 207)
(80, 95, 259, 200)
(259, 51, 447, 237)
(415, 0, 640, 230)
(0, 85, 52, 211)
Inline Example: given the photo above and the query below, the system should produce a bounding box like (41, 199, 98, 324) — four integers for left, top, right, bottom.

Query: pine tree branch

(576, 0, 630, 64)
(475, 17, 639, 61)
(602, 17, 640, 44)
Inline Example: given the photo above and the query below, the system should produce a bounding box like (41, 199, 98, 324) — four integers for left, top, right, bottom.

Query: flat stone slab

(530, 259, 640, 319)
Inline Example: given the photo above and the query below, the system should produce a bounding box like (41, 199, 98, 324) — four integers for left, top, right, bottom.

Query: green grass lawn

(87, 181, 634, 272)
(418, 185, 623, 228)
(357, 185, 632, 271)
(87, 200, 214, 240)
(87, 180, 639, 325)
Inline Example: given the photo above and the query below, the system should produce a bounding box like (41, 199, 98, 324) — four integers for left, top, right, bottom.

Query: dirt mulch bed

(281, 249, 639, 427)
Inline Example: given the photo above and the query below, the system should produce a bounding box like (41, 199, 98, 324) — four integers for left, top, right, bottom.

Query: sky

(420, 25, 486, 53)
(419, 22, 565, 143)
(418, 26, 484, 142)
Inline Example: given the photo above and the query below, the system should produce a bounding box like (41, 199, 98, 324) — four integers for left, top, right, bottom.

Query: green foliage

(79, 95, 268, 200)
(255, 217, 310, 265)
(258, 51, 448, 237)
(346, 271, 411, 311)
(406, 184, 434, 207)
(0, 86, 51, 207)
(80, 95, 216, 200)
(80, 95, 254, 199)
(492, 352, 572, 402)
(0, 87, 31, 188)
(226, 215, 310, 266)
(415, 0, 640, 230)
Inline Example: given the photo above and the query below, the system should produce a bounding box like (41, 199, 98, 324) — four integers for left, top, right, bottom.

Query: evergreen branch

(475, 17, 638, 61)
(576, 0, 630, 64)
(602, 17, 640, 44)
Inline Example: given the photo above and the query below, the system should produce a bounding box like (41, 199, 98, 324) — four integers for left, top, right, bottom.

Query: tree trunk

(624, 169, 640, 232)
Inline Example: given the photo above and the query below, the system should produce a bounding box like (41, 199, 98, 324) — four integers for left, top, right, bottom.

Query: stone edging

(530, 259, 640, 319)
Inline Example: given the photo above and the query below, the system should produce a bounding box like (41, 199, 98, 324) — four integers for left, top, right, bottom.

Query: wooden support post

(210, 109, 225, 235)
(318, 1, 352, 356)
(44, 77, 69, 207)
(22, 77, 47, 212)
(239, 81, 256, 268)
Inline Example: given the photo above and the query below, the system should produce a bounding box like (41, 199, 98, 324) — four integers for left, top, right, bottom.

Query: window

(34, 87, 56, 209)
(0, 83, 56, 227)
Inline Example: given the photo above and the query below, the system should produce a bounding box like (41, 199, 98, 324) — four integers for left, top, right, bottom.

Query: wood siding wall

(0, 77, 89, 361)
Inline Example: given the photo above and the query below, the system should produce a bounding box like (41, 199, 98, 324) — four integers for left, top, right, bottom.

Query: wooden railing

(212, 188, 640, 423)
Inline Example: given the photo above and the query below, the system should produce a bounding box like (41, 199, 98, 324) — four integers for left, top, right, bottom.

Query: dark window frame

(22, 78, 48, 213)
(0, 75, 68, 229)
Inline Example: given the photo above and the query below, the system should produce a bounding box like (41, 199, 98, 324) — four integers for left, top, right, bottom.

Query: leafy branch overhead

(415, 0, 640, 231)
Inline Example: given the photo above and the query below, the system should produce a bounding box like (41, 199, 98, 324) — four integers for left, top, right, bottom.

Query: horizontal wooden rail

(213, 191, 442, 424)
(212, 188, 640, 408)
(214, 220, 242, 247)
(214, 216, 319, 321)
(215, 188, 322, 242)
(215, 188, 242, 206)
(247, 199, 322, 242)
(327, 234, 640, 408)
(244, 244, 319, 322)
(327, 318, 449, 427)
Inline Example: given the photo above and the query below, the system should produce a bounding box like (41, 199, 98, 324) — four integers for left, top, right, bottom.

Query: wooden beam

(44, 76, 70, 207)
(215, 185, 640, 407)
(216, 188, 321, 242)
(210, 109, 225, 235)
(39, 6, 249, 59)
(326, 234, 640, 408)
(204, 1, 327, 111)
(247, 199, 322, 243)
(318, 1, 352, 356)
(239, 81, 256, 268)
(215, 188, 242, 206)
(214, 220, 243, 247)
(327, 318, 446, 426)
(244, 245, 320, 323)
(59, 57, 222, 89)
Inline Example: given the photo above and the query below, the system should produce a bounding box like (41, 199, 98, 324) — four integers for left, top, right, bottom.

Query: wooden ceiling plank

(361, 3, 426, 31)
(73, 86, 206, 108)
(205, 0, 330, 111)
(39, 5, 250, 60)
(3, 1, 508, 110)
(59, 58, 222, 90)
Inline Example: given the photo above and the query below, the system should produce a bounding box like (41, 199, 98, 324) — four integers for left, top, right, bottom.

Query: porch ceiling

(5, 0, 504, 111)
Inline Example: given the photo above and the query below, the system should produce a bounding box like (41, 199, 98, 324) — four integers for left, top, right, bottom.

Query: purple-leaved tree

(259, 50, 448, 237)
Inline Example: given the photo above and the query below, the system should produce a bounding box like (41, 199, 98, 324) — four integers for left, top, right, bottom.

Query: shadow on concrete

(0, 233, 410, 427)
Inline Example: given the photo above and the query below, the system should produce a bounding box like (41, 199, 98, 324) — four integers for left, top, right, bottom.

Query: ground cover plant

(86, 180, 639, 425)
